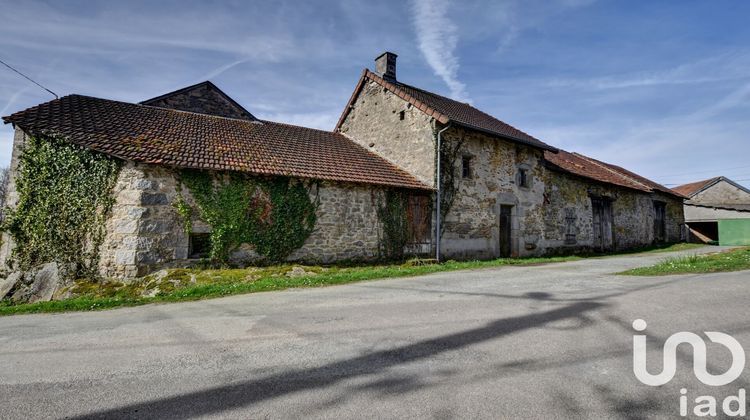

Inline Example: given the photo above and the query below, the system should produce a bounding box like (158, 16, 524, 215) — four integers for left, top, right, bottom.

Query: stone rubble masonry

(98, 161, 385, 278)
(338, 80, 437, 188)
(143, 82, 256, 121)
(0, 128, 27, 269)
(439, 125, 547, 259)
(542, 171, 684, 252)
(337, 86, 685, 259)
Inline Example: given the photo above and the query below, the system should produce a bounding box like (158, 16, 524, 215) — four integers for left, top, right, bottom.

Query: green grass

(634, 242, 706, 254)
(621, 247, 750, 276)
(0, 242, 717, 316)
(0, 255, 581, 316)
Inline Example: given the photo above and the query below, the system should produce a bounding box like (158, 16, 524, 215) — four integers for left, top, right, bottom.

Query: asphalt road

(1, 246, 749, 419)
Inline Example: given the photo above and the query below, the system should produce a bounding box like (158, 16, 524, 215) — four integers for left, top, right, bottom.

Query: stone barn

(337, 52, 685, 259)
(0, 52, 685, 287)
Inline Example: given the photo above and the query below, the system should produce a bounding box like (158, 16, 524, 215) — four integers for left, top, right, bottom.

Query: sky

(0, 0, 749, 189)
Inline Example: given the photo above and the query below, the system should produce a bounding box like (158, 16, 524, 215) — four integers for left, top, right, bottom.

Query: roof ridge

(363, 69, 451, 123)
(335, 69, 556, 152)
(26, 93, 261, 125)
(258, 119, 341, 135)
(572, 152, 652, 191)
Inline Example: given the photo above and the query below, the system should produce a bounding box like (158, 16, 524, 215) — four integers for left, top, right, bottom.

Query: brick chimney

(375, 52, 397, 82)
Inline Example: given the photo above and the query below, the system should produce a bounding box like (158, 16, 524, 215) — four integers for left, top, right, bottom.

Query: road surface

(1, 246, 748, 419)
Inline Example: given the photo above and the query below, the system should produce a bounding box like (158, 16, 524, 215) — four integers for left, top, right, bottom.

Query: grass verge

(0, 255, 580, 316)
(0, 242, 716, 316)
(621, 247, 750, 276)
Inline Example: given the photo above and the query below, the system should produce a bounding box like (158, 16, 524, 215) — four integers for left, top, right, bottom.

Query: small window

(462, 156, 472, 179)
(518, 168, 530, 188)
(189, 233, 211, 258)
(399, 110, 405, 120)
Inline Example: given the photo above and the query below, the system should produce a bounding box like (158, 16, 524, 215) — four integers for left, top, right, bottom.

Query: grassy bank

(0, 243, 713, 316)
(621, 247, 750, 276)
(0, 255, 581, 316)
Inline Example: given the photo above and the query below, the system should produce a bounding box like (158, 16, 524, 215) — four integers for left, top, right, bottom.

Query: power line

(0, 58, 58, 99)
(656, 164, 750, 179)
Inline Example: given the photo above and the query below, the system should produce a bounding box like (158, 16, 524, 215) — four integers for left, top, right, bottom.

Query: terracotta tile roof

(336, 70, 557, 152)
(672, 177, 722, 198)
(544, 149, 685, 198)
(2, 95, 431, 190)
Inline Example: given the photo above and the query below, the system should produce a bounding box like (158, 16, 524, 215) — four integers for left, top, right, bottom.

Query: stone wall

(439, 125, 547, 259)
(98, 162, 386, 278)
(0, 128, 28, 269)
(98, 163, 188, 278)
(541, 170, 684, 253)
(338, 80, 437, 187)
(143, 82, 256, 121)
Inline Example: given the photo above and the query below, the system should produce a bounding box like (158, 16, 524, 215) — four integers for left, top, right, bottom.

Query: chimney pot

(375, 52, 397, 82)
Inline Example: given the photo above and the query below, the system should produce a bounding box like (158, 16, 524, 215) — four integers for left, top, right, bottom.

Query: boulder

(0, 272, 22, 300)
(26, 262, 62, 303)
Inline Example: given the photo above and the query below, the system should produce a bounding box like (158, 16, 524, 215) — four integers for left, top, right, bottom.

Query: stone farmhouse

(674, 176, 750, 245)
(0, 52, 685, 279)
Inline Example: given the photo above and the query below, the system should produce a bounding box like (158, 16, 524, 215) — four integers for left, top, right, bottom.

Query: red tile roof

(544, 150, 685, 198)
(2, 95, 431, 190)
(336, 70, 557, 152)
(672, 177, 722, 198)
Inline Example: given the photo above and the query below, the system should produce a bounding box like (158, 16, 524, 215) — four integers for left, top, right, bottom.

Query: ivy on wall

(3, 135, 121, 279)
(376, 189, 409, 260)
(438, 129, 465, 233)
(176, 170, 318, 264)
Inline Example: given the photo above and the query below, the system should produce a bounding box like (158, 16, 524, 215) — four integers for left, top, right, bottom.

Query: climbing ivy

(251, 177, 319, 262)
(376, 189, 409, 260)
(438, 129, 465, 233)
(2, 135, 121, 279)
(176, 170, 318, 264)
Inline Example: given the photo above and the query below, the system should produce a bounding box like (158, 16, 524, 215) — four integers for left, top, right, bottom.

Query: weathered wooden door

(653, 201, 666, 243)
(591, 198, 613, 252)
(499, 205, 512, 257)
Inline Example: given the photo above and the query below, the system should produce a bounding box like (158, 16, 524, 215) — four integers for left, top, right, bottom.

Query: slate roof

(2, 94, 431, 190)
(544, 149, 685, 198)
(336, 70, 558, 152)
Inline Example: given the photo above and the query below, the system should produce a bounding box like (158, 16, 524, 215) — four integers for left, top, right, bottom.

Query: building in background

(673, 176, 750, 245)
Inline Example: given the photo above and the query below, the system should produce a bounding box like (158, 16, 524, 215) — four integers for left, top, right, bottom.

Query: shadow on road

(73, 300, 605, 419)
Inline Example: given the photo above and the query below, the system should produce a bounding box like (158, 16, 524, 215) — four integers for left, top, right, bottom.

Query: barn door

(653, 201, 666, 243)
(499, 205, 512, 257)
(591, 198, 613, 252)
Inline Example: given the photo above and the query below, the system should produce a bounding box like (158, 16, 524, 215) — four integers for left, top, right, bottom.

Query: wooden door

(653, 201, 666, 242)
(591, 198, 613, 252)
(499, 205, 512, 257)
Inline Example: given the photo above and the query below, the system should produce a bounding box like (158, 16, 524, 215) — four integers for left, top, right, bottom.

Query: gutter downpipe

(435, 123, 451, 262)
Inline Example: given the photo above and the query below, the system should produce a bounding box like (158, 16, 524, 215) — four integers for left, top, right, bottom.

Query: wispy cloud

(410, 0, 469, 102)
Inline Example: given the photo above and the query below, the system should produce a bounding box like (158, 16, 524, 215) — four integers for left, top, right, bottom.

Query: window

(189, 233, 211, 258)
(462, 156, 472, 179)
(518, 168, 530, 188)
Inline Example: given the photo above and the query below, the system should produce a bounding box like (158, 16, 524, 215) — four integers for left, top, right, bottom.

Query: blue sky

(1, 0, 749, 188)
